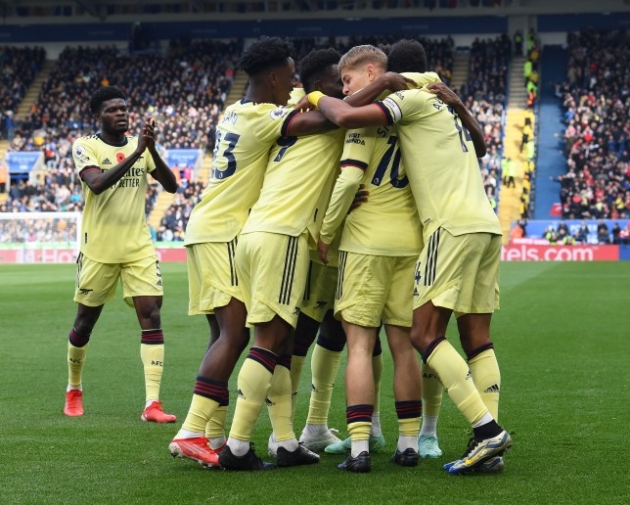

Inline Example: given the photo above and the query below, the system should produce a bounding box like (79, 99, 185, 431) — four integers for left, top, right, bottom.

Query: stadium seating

(556, 30, 630, 220)
(4, 40, 239, 220)
(0, 46, 46, 141)
(459, 36, 510, 212)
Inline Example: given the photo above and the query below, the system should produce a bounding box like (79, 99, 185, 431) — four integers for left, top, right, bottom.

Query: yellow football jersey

(241, 126, 346, 246)
(72, 134, 156, 264)
(320, 124, 423, 256)
(184, 99, 295, 245)
(377, 89, 502, 239)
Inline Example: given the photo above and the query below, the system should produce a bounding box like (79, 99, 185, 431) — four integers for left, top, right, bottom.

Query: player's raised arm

(283, 108, 337, 137)
(292, 72, 409, 117)
(426, 82, 487, 158)
(345, 72, 411, 107)
(307, 93, 389, 130)
(143, 119, 178, 193)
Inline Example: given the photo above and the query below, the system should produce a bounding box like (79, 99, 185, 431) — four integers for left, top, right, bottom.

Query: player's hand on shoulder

(317, 238, 330, 265)
(383, 72, 413, 93)
(349, 184, 369, 213)
(426, 82, 463, 107)
(294, 95, 313, 112)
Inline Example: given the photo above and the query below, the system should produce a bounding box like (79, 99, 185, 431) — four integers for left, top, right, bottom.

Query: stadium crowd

(557, 30, 630, 220)
(0, 46, 46, 140)
(10, 39, 238, 154)
(459, 36, 509, 212)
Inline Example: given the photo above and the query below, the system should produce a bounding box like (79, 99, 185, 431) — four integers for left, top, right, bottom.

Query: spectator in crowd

(574, 220, 590, 243)
(557, 221, 569, 236)
(597, 219, 610, 244)
(544, 226, 558, 244)
(514, 30, 524, 56)
(611, 222, 621, 244)
(510, 219, 526, 241)
(502, 157, 516, 188)
(557, 227, 575, 245)
(0, 161, 8, 193)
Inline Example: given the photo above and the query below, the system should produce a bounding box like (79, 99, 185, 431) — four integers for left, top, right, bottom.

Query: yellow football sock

(421, 362, 443, 417)
(289, 355, 305, 417)
(140, 343, 164, 402)
(426, 340, 488, 426)
(469, 348, 501, 421)
(396, 401, 422, 437)
(267, 364, 294, 442)
(306, 345, 342, 425)
(348, 421, 371, 441)
(67, 341, 88, 388)
(182, 394, 218, 434)
(229, 349, 276, 442)
(206, 405, 228, 446)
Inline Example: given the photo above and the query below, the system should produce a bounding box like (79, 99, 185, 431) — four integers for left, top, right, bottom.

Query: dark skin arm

(144, 120, 178, 193)
(286, 72, 411, 136)
(426, 82, 487, 158)
(82, 120, 177, 195)
(314, 96, 388, 130)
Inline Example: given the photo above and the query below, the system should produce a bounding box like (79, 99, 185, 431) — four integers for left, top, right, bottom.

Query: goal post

(0, 211, 82, 264)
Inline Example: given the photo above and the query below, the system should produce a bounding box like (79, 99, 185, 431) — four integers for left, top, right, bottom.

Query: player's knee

(459, 334, 491, 356)
(226, 328, 250, 354)
(409, 328, 430, 354)
(73, 313, 98, 336)
(139, 305, 161, 329)
(69, 321, 94, 347)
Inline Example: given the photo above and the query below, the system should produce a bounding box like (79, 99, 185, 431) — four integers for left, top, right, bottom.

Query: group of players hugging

(63, 35, 512, 474)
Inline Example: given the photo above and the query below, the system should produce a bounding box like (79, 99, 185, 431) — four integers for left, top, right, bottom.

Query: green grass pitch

(1, 262, 628, 504)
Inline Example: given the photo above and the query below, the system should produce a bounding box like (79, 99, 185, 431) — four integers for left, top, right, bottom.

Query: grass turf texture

(1, 262, 628, 505)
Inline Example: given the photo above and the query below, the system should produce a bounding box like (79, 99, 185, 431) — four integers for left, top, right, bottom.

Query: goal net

(0, 211, 82, 264)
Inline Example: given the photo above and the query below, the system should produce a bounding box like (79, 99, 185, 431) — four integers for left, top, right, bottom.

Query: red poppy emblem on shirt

(116, 152, 126, 163)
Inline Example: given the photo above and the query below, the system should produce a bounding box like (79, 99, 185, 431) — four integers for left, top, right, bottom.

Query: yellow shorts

(73, 253, 163, 307)
(335, 251, 416, 328)
(236, 231, 310, 329)
(300, 259, 338, 323)
(187, 239, 243, 316)
(414, 229, 501, 315)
